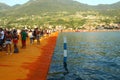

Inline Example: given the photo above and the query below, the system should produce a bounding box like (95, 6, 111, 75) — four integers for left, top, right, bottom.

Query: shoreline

(62, 29, 120, 32)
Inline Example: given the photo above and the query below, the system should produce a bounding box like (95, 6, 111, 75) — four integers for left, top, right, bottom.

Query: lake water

(47, 32, 120, 80)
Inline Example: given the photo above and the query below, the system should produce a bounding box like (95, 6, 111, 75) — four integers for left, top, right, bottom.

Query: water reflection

(47, 32, 120, 80)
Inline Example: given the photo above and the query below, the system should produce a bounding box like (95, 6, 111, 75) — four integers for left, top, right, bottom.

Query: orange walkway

(0, 32, 58, 80)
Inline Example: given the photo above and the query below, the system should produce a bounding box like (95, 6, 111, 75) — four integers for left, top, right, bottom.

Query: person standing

(12, 29, 19, 53)
(21, 29, 27, 48)
(0, 28, 4, 51)
(35, 28, 40, 45)
(29, 30, 34, 44)
(5, 31, 12, 54)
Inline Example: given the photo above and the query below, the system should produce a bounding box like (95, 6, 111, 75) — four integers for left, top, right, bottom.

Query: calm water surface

(47, 32, 120, 80)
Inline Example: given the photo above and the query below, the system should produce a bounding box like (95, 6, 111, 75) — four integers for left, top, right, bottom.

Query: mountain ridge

(0, 0, 120, 17)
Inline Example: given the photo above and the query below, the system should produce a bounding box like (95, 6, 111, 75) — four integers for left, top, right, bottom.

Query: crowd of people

(0, 27, 52, 55)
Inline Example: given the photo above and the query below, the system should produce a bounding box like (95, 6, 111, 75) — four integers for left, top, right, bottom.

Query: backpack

(14, 47, 19, 53)
(33, 31, 36, 37)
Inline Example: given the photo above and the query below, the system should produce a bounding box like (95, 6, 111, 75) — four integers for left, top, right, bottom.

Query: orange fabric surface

(0, 32, 58, 80)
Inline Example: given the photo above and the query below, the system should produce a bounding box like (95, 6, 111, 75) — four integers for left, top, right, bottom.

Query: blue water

(47, 32, 120, 80)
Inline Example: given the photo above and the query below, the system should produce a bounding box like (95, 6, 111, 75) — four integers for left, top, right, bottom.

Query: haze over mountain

(0, 0, 120, 17)
(0, 2, 11, 11)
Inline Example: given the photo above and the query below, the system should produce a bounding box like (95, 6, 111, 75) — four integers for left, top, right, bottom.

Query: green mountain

(2, 0, 91, 16)
(94, 2, 120, 17)
(0, 0, 120, 17)
(0, 0, 120, 29)
(0, 2, 10, 11)
(12, 4, 21, 8)
(94, 1, 120, 10)
(0, 3, 11, 16)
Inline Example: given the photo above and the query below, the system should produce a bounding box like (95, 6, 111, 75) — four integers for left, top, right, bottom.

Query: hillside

(0, 0, 120, 17)
(0, 2, 11, 11)
(2, 0, 91, 16)
(94, 2, 120, 17)
(0, 0, 120, 29)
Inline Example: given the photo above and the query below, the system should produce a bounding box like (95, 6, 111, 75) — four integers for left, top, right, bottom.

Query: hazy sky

(0, 0, 120, 6)
(0, 0, 29, 6)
